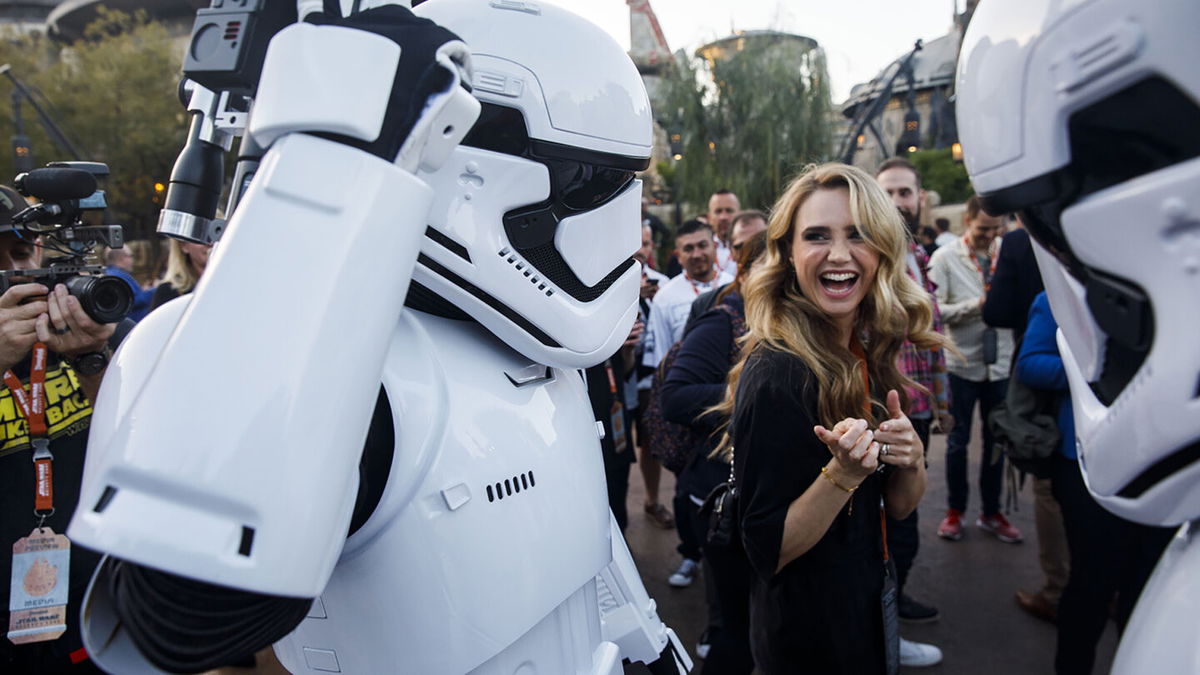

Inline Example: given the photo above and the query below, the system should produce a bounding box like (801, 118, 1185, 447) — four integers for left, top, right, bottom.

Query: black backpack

(988, 373, 1062, 478)
(642, 304, 747, 474)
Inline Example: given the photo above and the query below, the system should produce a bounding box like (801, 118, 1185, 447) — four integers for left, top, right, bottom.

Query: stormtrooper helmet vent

(499, 247, 555, 297)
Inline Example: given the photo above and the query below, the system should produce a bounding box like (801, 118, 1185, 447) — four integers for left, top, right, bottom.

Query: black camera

(0, 162, 133, 324)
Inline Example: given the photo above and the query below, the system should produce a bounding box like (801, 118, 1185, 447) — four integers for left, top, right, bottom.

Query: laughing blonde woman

(716, 163, 947, 674)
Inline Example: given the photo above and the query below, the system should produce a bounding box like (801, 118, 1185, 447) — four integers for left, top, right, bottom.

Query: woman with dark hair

(661, 230, 768, 674)
(713, 163, 947, 673)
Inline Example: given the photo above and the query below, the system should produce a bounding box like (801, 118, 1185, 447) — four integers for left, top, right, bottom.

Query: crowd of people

(0, 0, 1184, 671)
(594, 157, 1167, 675)
(0, 152, 1166, 675)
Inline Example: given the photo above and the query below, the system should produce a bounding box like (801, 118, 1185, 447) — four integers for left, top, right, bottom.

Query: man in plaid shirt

(878, 159, 953, 651)
(898, 247, 952, 432)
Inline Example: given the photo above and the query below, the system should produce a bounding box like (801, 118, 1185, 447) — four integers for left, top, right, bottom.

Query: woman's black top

(661, 292, 744, 500)
(150, 282, 182, 310)
(732, 345, 888, 674)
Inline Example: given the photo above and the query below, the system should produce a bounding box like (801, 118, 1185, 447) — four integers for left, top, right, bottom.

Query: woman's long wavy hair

(711, 163, 948, 459)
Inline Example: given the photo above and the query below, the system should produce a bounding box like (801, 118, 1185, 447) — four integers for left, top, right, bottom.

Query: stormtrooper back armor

(958, 1, 1200, 672)
(67, 1, 688, 672)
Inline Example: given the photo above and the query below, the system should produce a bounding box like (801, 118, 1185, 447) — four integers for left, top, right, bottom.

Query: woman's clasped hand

(815, 390, 925, 478)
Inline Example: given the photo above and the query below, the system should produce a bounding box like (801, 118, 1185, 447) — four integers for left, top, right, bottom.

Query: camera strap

(4, 341, 73, 647)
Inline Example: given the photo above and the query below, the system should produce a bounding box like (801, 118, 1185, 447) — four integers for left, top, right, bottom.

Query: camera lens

(63, 275, 133, 324)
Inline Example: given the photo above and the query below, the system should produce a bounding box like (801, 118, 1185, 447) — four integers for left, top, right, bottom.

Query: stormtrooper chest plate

(274, 309, 612, 674)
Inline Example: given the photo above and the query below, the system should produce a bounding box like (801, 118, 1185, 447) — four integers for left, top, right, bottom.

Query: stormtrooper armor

(67, 1, 689, 673)
(957, 0, 1200, 671)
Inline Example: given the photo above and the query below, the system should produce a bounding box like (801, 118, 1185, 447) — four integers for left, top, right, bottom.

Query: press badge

(8, 527, 70, 644)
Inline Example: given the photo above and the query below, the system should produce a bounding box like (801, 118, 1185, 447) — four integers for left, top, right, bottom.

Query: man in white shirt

(707, 190, 740, 277)
(641, 218, 732, 593)
(643, 219, 733, 369)
(686, 209, 768, 325)
(928, 195, 1022, 546)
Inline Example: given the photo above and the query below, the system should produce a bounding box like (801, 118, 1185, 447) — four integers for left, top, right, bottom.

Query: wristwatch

(69, 348, 111, 376)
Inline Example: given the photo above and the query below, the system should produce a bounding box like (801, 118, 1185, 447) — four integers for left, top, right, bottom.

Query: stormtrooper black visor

(463, 102, 647, 212)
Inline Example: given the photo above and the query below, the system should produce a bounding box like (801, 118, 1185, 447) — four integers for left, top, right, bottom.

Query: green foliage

(657, 37, 833, 213)
(654, 160, 676, 189)
(0, 9, 185, 240)
(909, 147, 972, 204)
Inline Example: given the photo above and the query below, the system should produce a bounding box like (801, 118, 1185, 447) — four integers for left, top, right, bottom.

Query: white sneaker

(899, 637, 943, 667)
(667, 558, 699, 587)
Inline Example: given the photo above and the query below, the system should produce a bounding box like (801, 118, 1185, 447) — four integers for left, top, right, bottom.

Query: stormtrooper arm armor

(67, 4, 478, 672)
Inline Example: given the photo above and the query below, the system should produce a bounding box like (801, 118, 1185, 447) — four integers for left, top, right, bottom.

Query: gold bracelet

(820, 466, 857, 493)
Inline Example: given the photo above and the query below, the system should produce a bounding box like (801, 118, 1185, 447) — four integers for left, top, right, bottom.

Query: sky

(538, 0, 960, 103)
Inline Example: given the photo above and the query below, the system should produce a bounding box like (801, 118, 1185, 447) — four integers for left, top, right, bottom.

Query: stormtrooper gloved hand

(253, 1, 480, 174)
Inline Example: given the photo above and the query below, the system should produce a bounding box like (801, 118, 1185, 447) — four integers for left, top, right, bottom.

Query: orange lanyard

(963, 235, 999, 289)
(3, 342, 48, 437)
(605, 363, 619, 395)
(849, 339, 871, 416)
(849, 338, 890, 562)
(3, 343, 55, 517)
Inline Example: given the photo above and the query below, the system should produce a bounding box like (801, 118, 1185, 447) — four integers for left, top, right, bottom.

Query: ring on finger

(53, 325, 70, 335)
(880, 443, 890, 456)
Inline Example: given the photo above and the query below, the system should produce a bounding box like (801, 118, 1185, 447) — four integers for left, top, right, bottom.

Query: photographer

(0, 185, 116, 674)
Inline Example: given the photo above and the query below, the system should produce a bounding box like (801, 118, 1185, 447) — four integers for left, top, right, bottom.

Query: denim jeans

(946, 374, 1008, 515)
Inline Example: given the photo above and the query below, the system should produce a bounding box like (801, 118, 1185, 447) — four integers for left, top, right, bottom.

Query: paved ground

(620, 415, 1120, 674)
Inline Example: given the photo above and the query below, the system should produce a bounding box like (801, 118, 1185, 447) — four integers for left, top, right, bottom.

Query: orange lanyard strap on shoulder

(849, 339, 871, 416)
(850, 338, 891, 564)
(963, 234, 999, 289)
(3, 342, 54, 519)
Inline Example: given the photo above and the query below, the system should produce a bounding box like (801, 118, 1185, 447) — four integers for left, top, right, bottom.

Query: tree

(0, 9, 186, 241)
(909, 147, 972, 204)
(657, 35, 833, 213)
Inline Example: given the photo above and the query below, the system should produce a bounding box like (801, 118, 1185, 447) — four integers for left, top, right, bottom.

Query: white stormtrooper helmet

(411, 0, 652, 369)
(957, 0, 1200, 526)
